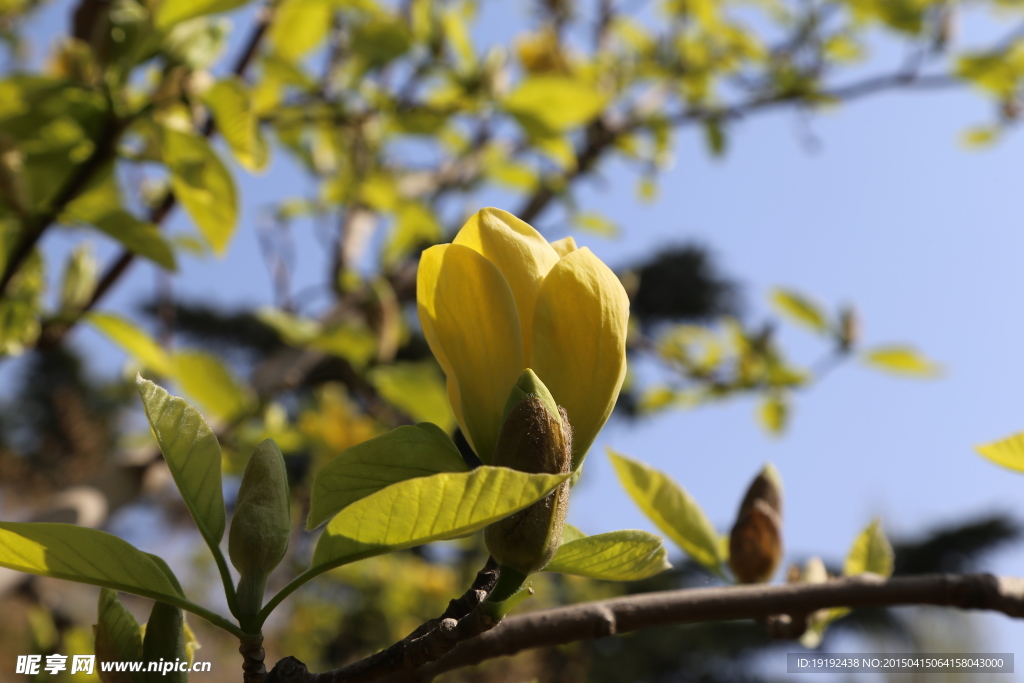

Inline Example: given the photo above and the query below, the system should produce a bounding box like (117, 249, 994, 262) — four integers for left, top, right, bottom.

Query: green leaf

(704, 119, 726, 157)
(758, 392, 788, 435)
(204, 78, 268, 172)
(976, 431, 1024, 473)
(92, 210, 177, 270)
(162, 127, 237, 256)
(155, 0, 250, 30)
(386, 203, 442, 265)
(770, 288, 829, 334)
(309, 323, 378, 367)
(64, 173, 176, 270)
(561, 523, 586, 544)
(58, 244, 97, 313)
(172, 350, 254, 422)
(608, 449, 724, 570)
(862, 346, 941, 377)
(0, 522, 185, 603)
(142, 602, 188, 683)
(310, 467, 570, 572)
(350, 16, 412, 70)
(502, 76, 608, 136)
(268, 0, 333, 62)
(544, 530, 671, 581)
(844, 519, 894, 578)
(367, 362, 457, 433)
(307, 423, 469, 530)
(88, 313, 175, 376)
(570, 212, 619, 237)
(0, 241, 42, 356)
(136, 376, 226, 549)
(94, 589, 143, 683)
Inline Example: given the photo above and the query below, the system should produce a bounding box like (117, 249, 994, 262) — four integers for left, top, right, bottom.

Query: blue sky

(14, 0, 1024, 674)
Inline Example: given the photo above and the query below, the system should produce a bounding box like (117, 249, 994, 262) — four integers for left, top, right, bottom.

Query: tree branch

(383, 573, 1024, 681)
(266, 559, 501, 683)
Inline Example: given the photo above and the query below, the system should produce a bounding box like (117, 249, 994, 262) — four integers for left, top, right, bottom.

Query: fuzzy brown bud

(729, 464, 784, 584)
(484, 395, 572, 575)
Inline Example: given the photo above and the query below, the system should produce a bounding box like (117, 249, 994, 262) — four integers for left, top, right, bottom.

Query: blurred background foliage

(0, 0, 1021, 678)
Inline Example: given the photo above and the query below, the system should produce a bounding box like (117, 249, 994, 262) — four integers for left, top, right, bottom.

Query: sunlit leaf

(862, 346, 940, 377)
(608, 449, 724, 570)
(367, 362, 457, 433)
(309, 467, 569, 572)
(544, 530, 671, 581)
(137, 376, 226, 550)
(269, 0, 333, 62)
(204, 78, 268, 172)
(976, 431, 1024, 473)
(172, 350, 254, 422)
(570, 211, 619, 237)
(155, 0, 249, 30)
(770, 288, 829, 334)
(0, 522, 186, 603)
(162, 127, 237, 256)
(307, 423, 469, 530)
(58, 244, 97, 313)
(88, 313, 175, 376)
(502, 76, 608, 136)
(844, 519, 894, 578)
(758, 392, 788, 435)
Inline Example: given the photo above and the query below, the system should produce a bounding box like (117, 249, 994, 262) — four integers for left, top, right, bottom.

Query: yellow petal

(531, 248, 629, 469)
(453, 208, 560, 360)
(417, 243, 524, 462)
(550, 236, 578, 257)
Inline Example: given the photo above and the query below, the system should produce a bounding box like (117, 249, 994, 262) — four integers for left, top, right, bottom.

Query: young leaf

(155, 0, 249, 30)
(91, 210, 177, 271)
(269, 0, 333, 62)
(758, 392, 789, 435)
(0, 522, 185, 603)
(770, 288, 829, 334)
(862, 346, 941, 377)
(976, 431, 1024, 473)
(172, 350, 254, 422)
(309, 467, 570, 573)
(367, 363, 457, 434)
(162, 127, 237, 256)
(502, 76, 608, 136)
(844, 519, 894, 577)
(561, 523, 587, 544)
(142, 602, 188, 683)
(136, 376, 226, 549)
(94, 589, 143, 683)
(544, 530, 671, 581)
(88, 313, 175, 376)
(203, 78, 267, 172)
(608, 449, 724, 571)
(307, 423, 469, 530)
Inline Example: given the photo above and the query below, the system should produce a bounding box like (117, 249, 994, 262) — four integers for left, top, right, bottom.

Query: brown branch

(515, 70, 957, 226)
(386, 572, 1024, 681)
(260, 572, 1024, 683)
(266, 559, 500, 683)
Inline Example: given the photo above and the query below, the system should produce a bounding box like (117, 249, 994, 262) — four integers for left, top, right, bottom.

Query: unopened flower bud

(485, 371, 572, 576)
(229, 439, 291, 619)
(729, 464, 784, 584)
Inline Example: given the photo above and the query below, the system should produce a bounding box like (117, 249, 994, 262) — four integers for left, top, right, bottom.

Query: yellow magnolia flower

(417, 207, 629, 467)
